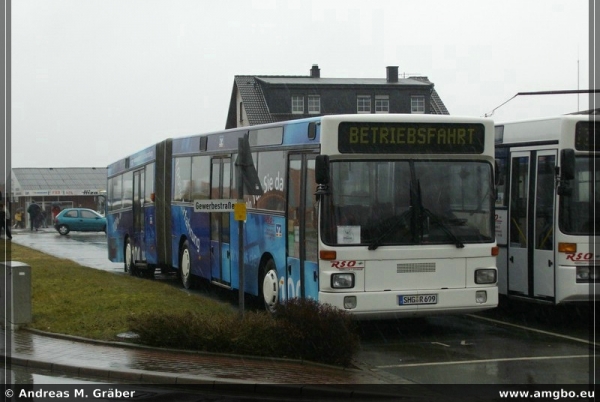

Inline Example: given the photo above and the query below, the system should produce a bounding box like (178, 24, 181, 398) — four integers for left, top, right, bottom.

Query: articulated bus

(107, 114, 498, 318)
(494, 115, 599, 304)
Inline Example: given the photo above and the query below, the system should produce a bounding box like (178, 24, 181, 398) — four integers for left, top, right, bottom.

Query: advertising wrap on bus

(107, 114, 499, 319)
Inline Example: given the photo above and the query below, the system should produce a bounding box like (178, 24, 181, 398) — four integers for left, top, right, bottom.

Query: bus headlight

(475, 269, 497, 284)
(331, 273, 354, 289)
(576, 266, 599, 283)
(476, 290, 488, 303)
(344, 296, 357, 309)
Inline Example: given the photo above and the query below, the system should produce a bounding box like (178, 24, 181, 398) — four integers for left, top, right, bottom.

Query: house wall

(262, 85, 432, 116)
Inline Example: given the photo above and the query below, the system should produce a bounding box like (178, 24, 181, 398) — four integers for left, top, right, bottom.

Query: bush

(129, 311, 282, 356)
(128, 298, 359, 367)
(273, 298, 359, 367)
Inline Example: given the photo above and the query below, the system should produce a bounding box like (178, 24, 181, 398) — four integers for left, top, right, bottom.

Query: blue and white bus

(494, 114, 599, 304)
(107, 114, 498, 318)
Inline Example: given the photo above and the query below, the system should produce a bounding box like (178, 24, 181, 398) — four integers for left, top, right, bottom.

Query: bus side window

(174, 157, 192, 202)
(191, 156, 210, 200)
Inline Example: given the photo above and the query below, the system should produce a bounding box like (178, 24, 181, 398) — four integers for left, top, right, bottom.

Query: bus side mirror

(560, 149, 575, 181)
(315, 155, 330, 185)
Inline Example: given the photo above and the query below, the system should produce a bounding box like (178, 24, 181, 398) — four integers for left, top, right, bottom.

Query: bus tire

(142, 267, 155, 279)
(180, 240, 192, 289)
(261, 259, 279, 313)
(125, 238, 136, 276)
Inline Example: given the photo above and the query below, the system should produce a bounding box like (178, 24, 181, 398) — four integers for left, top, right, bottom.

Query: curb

(5, 328, 409, 399)
(20, 327, 362, 373)
(5, 355, 403, 400)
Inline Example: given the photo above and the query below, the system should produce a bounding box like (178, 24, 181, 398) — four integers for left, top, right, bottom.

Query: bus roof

(495, 114, 591, 145)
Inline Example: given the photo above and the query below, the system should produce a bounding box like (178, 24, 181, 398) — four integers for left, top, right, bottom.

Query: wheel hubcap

(181, 249, 190, 282)
(262, 269, 279, 308)
(125, 243, 132, 271)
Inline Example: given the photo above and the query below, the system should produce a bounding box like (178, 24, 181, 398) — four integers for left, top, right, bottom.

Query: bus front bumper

(318, 287, 498, 320)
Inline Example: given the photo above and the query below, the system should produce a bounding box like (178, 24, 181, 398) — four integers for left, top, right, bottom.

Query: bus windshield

(321, 160, 494, 247)
(559, 155, 600, 235)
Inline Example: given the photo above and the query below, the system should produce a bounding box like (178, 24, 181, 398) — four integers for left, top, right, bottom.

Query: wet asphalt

(9, 227, 122, 273)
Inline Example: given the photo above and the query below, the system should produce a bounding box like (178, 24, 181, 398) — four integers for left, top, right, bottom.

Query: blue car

(53, 208, 107, 235)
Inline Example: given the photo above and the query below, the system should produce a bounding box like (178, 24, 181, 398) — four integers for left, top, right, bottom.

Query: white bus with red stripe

(494, 114, 598, 304)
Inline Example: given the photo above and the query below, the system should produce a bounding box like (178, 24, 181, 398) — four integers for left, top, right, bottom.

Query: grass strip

(3, 242, 360, 366)
(5, 243, 236, 340)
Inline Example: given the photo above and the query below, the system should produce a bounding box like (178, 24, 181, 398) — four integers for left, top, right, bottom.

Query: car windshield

(320, 160, 494, 247)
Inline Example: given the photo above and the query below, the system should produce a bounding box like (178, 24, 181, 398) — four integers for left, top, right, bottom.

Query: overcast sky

(11, 0, 592, 168)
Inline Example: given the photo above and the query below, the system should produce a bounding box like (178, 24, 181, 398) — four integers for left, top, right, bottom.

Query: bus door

(508, 152, 530, 296)
(211, 157, 232, 286)
(286, 154, 319, 301)
(532, 151, 556, 299)
(508, 150, 556, 300)
(132, 169, 145, 263)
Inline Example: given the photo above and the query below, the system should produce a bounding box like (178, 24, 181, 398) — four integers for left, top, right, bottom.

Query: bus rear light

(320, 250, 337, 260)
(476, 290, 487, 303)
(558, 243, 577, 253)
(491, 246, 499, 256)
(331, 273, 354, 289)
(344, 296, 357, 309)
(475, 269, 497, 284)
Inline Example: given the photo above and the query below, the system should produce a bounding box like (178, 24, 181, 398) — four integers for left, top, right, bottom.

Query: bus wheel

(143, 267, 155, 279)
(180, 241, 192, 289)
(125, 238, 136, 276)
(261, 259, 279, 313)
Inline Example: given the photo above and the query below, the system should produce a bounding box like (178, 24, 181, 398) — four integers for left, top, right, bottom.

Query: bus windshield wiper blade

(422, 208, 465, 248)
(368, 209, 412, 250)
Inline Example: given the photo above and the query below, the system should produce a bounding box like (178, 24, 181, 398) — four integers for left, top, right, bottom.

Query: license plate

(398, 294, 438, 305)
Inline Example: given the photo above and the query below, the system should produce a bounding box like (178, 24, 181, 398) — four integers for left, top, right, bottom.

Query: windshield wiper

(422, 208, 465, 248)
(368, 209, 412, 250)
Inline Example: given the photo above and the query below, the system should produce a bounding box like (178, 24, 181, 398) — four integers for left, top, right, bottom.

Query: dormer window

(292, 96, 304, 114)
(411, 96, 425, 114)
(357, 96, 371, 113)
(308, 95, 321, 114)
(375, 95, 389, 113)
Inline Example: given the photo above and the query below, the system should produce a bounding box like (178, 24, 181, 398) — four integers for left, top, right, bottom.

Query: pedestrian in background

(51, 203, 61, 221)
(14, 209, 24, 229)
(0, 203, 12, 239)
(27, 201, 41, 231)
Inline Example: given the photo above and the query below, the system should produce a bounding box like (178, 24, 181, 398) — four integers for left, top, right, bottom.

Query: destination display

(338, 122, 485, 154)
(574, 121, 600, 151)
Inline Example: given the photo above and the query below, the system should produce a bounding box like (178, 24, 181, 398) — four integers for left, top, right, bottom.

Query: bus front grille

(397, 263, 436, 274)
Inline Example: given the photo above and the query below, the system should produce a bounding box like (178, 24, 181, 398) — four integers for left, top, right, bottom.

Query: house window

(292, 96, 304, 114)
(375, 95, 389, 113)
(411, 96, 425, 114)
(357, 96, 371, 113)
(308, 95, 320, 114)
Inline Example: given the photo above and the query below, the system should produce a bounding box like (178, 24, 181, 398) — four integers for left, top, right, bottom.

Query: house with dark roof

(226, 65, 449, 129)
